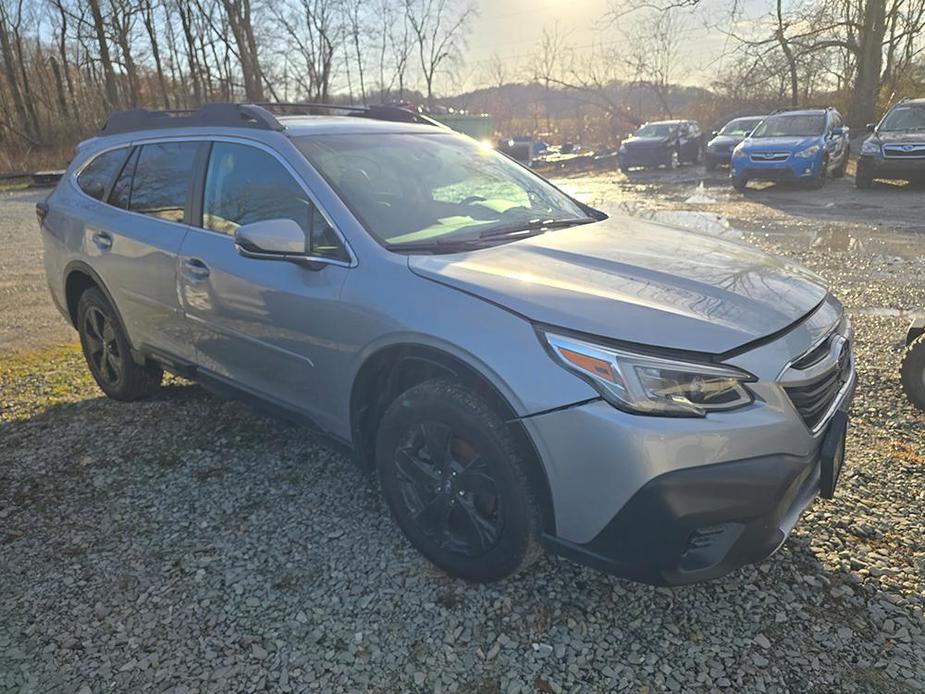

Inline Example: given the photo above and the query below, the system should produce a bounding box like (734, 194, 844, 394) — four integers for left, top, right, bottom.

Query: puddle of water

(647, 210, 740, 238)
(685, 182, 718, 204)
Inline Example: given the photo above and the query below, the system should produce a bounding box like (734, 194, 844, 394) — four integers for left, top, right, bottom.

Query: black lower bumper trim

(544, 450, 824, 586)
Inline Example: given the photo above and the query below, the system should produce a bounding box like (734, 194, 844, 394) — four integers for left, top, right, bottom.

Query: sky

(454, 0, 763, 93)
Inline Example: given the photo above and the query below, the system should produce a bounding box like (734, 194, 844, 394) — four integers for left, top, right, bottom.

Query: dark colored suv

(618, 120, 703, 171)
(856, 98, 925, 188)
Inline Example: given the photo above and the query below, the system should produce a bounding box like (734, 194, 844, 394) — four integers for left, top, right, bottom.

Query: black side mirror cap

(866, 123, 875, 133)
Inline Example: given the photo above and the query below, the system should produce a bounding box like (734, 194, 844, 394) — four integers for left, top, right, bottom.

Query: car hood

(624, 136, 670, 148)
(874, 131, 925, 143)
(408, 217, 828, 354)
(745, 136, 818, 151)
(708, 135, 743, 148)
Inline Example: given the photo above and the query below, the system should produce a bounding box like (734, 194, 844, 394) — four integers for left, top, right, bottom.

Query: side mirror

(235, 218, 307, 259)
(830, 126, 844, 137)
(866, 123, 875, 133)
(711, 130, 718, 138)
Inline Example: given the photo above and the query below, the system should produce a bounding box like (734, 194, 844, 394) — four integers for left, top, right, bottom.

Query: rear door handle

(183, 257, 210, 281)
(91, 231, 112, 250)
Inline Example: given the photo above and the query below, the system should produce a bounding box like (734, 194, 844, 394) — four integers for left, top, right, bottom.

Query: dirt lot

(2, 171, 924, 692)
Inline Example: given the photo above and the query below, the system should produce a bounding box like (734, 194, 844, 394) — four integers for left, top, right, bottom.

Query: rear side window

(129, 142, 199, 223)
(202, 142, 348, 262)
(77, 148, 128, 200)
(109, 147, 139, 210)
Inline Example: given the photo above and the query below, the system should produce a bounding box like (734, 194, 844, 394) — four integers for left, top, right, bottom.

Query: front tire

(375, 379, 541, 582)
(77, 287, 163, 401)
(901, 335, 925, 411)
(855, 166, 874, 189)
(732, 175, 748, 192)
(809, 158, 828, 189)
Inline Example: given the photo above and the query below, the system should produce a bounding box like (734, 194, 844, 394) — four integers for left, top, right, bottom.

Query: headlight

(794, 145, 820, 159)
(861, 140, 880, 155)
(543, 332, 755, 416)
(732, 145, 747, 159)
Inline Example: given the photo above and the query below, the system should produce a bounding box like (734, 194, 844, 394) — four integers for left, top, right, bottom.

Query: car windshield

(635, 123, 677, 138)
(296, 132, 588, 249)
(720, 118, 763, 136)
(751, 114, 826, 138)
(879, 105, 925, 131)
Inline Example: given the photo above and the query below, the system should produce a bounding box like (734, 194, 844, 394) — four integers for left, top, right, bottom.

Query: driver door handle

(183, 257, 210, 281)
(91, 231, 112, 250)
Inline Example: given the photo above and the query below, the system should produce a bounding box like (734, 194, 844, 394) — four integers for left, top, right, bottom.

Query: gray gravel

(2, 175, 925, 692)
(0, 188, 77, 354)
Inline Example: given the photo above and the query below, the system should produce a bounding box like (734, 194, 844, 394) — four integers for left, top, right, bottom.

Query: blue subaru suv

(730, 108, 849, 191)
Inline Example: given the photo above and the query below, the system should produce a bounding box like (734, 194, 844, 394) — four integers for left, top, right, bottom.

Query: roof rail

(253, 102, 449, 129)
(100, 103, 284, 135)
(768, 106, 834, 115)
(99, 101, 450, 137)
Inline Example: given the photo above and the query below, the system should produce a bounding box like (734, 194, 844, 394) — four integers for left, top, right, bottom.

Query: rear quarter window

(76, 148, 128, 201)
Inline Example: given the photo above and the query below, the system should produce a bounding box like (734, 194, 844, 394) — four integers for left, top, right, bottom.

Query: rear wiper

(477, 216, 597, 240)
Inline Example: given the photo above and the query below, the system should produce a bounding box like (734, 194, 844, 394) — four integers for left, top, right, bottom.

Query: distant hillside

(426, 81, 716, 145)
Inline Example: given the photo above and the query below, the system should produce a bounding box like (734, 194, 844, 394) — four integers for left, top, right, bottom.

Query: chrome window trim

(70, 134, 358, 269)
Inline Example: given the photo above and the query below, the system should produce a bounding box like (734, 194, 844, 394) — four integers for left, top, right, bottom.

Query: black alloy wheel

(393, 420, 502, 557)
(82, 305, 123, 389)
(376, 379, 541, 582)
(77, 287, 163, 401)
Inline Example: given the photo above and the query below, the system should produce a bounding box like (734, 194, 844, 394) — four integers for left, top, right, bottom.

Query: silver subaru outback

(37, 103, 855, 585)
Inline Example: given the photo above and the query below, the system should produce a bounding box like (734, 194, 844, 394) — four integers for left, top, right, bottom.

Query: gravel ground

(0, 188, 76, 354)
(2, 174, 925, 693)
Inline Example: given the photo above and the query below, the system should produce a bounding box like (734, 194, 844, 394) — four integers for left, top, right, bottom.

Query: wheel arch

(62, 262, 140, 365)
(349, 342, 557, 534)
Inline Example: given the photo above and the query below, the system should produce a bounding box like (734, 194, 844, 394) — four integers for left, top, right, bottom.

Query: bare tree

(404, 0, 475, 106)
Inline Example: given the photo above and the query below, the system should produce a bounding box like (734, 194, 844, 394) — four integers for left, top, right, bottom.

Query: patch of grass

(0, 344, 95, 420)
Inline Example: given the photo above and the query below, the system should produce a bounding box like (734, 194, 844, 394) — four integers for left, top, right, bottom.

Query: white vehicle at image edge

(36, 103, 856, 585)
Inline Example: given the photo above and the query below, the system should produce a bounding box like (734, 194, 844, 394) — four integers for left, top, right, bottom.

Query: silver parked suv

(37, 103, 856, 585)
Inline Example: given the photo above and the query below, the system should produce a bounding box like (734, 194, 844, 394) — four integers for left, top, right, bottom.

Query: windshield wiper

(387, 216, 598, 254)
(477, 216, 597, 240)
(388, 237, 490, 254)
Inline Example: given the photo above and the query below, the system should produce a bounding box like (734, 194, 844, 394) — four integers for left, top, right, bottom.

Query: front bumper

(857, 154, 925, 180)
(705, 150, 732, 167)
(732, 156, 821, 182)
(619, 147, 671, 168)
(544, 445, 828, 585)
(525, 307, 856, 585)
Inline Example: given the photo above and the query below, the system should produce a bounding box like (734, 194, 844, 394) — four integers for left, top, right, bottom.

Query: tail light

(35, 201, 49, 226)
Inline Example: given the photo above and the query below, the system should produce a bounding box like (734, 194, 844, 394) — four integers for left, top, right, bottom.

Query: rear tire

(77, 287, 163, 401)
(375, 379, 542, 582)
(901, 335, 925, 411)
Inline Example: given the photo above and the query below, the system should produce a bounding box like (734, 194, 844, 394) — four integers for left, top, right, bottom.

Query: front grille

(784, 336, 852, 431)
(750, 152, 790, 162)
(883, 143, 925, 158)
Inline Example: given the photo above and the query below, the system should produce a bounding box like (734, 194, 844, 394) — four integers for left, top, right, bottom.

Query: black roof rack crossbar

(769, 106, 835, 114)
(100, 103, 284, 135)
(252, 102, 449, 128)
